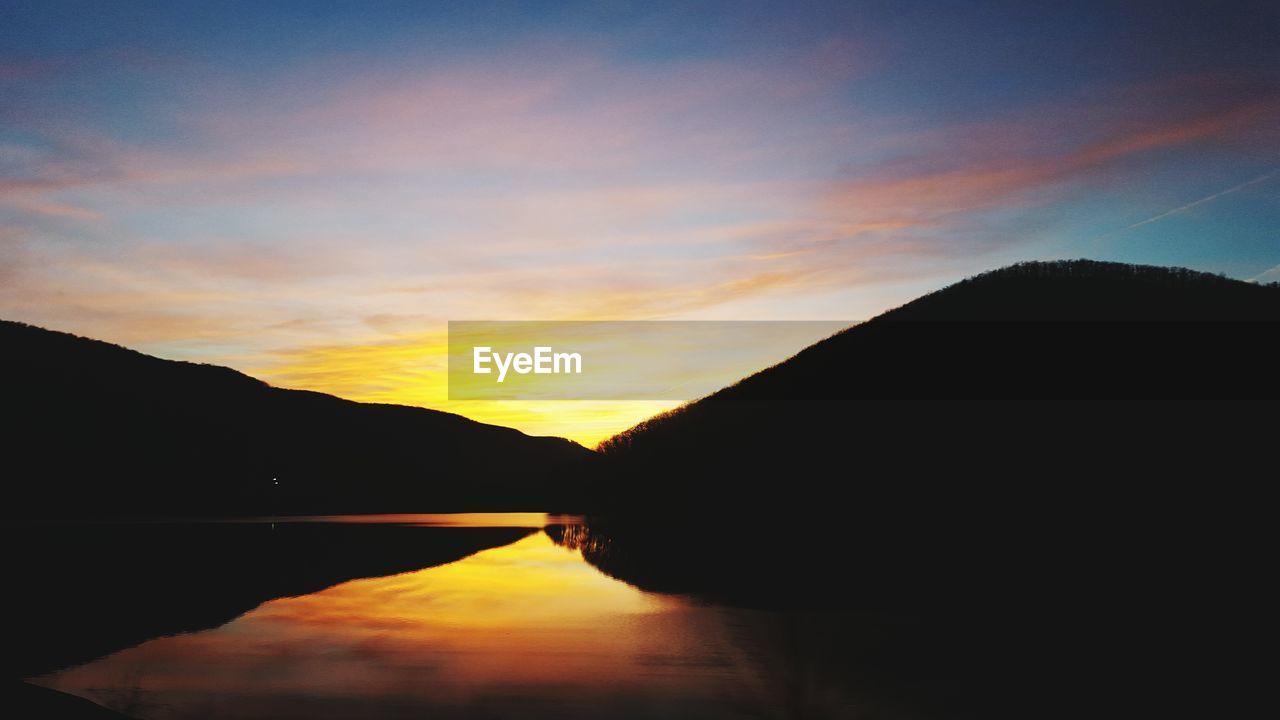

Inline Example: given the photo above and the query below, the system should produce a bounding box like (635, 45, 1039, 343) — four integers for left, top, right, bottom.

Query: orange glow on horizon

(241, 330, 683, 447)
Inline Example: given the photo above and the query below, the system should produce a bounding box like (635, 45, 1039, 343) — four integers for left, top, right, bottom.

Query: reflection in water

(32, 530, 877, 720)
(9, 522, 536, 679)
(198, 513, 581, 528)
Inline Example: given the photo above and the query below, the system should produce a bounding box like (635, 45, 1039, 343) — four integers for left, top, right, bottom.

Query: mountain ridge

(2, 319, 594, 518)
(592, 258, 1276, 531)
(600, 258, 1278, 455)
(0, 318, 566, 437)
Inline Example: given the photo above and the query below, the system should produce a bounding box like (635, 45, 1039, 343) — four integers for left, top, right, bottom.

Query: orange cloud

(824, 99, 1277, 226)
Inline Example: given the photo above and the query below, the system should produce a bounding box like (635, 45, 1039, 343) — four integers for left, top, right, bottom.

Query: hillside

(576, 260, 1276, 715)
(1, 320, 594, 518)
(597, 260, 1277, 508)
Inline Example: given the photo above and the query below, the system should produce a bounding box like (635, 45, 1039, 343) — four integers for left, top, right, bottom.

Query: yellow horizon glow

(241, 331, 682, 448)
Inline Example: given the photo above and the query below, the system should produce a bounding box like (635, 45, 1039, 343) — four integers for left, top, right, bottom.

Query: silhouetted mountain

(589, 259, 1274, 619)
(598, 260, 1277, 501)
(586, 260, 1275, 718)
(847, 258, 1280, 321)
(1, 320, 594, 518)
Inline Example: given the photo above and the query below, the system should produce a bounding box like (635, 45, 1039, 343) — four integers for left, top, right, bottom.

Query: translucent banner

(448, 321, 853, 400)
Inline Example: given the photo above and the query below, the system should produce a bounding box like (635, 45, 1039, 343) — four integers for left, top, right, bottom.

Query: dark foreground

(9, 500, 1263, 719)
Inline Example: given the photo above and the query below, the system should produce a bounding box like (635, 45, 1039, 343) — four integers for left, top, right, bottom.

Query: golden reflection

(223, 512, 575, 528)
(35, 533, 747, 718)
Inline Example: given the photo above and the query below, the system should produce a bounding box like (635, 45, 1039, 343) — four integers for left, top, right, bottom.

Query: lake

(20, 514, 895, 720)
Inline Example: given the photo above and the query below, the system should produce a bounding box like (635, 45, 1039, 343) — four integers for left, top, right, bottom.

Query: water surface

(28, 515, 872, 719)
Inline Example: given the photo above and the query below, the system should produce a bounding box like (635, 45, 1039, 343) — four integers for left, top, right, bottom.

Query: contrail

(1249, 264, 1280, 284)
(1117, 170, 1277, 233)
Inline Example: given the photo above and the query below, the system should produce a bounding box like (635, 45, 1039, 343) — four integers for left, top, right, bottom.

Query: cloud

(3, 34, 1277, 442)
(4, 70, 1270, 334)
(824, 101, 1275, 224)
(1, 195, 100, 220)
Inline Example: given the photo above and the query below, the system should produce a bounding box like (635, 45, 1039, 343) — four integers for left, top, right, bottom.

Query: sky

(2, 1, 1278, 446)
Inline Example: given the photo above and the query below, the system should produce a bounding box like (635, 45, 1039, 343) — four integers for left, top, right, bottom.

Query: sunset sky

(3, 2, 1277, 445)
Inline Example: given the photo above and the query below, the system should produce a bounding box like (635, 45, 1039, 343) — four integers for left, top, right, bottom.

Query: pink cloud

(2, 42, 1275, 372)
